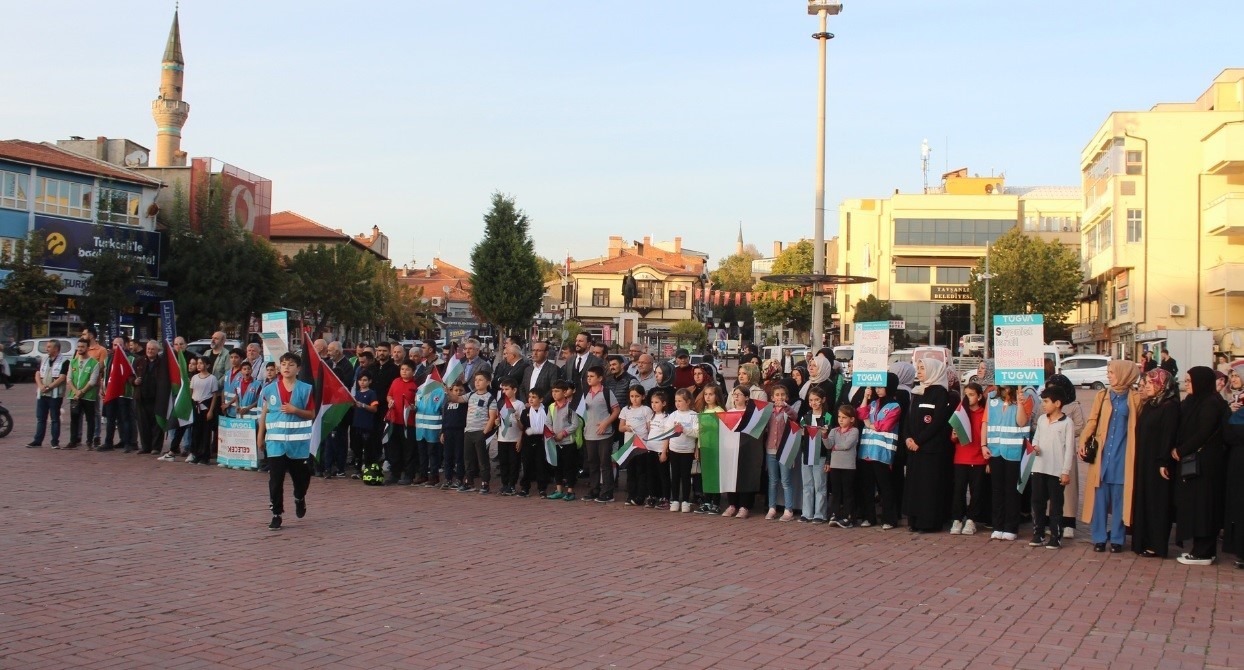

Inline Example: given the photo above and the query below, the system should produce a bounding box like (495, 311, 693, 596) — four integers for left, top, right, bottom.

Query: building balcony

(1203, 122, 1244, 175)
(1085, 248, 1129, 281)
(1203, 193, 1244, 236)
(1207, 262, 1244, 296)
(1083, 182, 1113, 224)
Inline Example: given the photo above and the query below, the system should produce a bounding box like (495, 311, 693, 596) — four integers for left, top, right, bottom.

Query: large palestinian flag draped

(736, 400, 773, 439)
(1018, 439, 1037, 493)
(699, 410, 744, 494)
(101, 342, 134, 406)
(302, 328, 355, 452)
(155, 339, 192, 431)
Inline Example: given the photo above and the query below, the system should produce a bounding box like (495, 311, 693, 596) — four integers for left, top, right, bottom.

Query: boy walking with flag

(257, 353, 315, 530)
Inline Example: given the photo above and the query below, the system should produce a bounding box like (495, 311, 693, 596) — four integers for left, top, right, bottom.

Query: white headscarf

(802, 352, 833, 400)
(889, 361, 917, 394)
(913, 358, 949, 395)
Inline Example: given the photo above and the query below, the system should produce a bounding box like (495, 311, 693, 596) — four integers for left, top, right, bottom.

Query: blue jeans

(418, 438, 442, 479)
(801, 463, 828, 521)
(765, 453, 800, 510)
(1091, 482, 1126, 544)
(33, 396, 63, 445)
(442, 430, 465, 481)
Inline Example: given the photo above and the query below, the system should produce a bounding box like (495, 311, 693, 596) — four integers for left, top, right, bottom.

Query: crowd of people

(17, 327, 1244, 564)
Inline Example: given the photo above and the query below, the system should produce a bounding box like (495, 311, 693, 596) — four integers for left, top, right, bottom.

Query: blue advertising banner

(35, 216, 161, 278)
(160, 300, 176, 342)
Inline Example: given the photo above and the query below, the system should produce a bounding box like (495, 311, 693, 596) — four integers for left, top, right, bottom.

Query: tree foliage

(669, 319, 708, 353)
(0, 230, 63, 335)
(162, 181, 284, 337)
(536, 255, 562, 283)
(751, 241, 815, 330)
(80, 247, 141, 330)
(853, 294, 908, 348)
(968, 228, 1081, 333)
(710, 252, 758, 292)
(469, 192, 543, 336)
(286, 243, 390, 333)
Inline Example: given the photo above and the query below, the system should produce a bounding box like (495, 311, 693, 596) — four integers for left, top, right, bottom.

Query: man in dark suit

(562, 332, 603, 390)
(520, 340, 560, 405)
(492, 343, 530, 395)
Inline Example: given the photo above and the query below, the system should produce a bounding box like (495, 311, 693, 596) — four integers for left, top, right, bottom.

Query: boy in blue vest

(257, 352, 315, 530)
(415, 376, 447, 488)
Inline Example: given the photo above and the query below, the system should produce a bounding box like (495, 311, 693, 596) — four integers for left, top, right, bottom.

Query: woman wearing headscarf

(1222, 385, 1244, 568)
(687, 364, 711, 411)
(1079, 360, 1143, 553)
(737, 363, 768, 402)
(654, 361, 675, 391)
(1130, 367, 1179, 558)
(1173, 366, 1230, 565)
(785, 366, 807, 418)
(888, 361, 917, 515)
(903, 358, 953, 532)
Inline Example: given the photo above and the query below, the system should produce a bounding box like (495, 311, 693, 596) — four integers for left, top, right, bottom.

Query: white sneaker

(680, 502, 692, 513)
(881, 523, 894, 530)
(1001, 532, 1018, 541)
(185, 454, 197, 463)
(990, 531, 1003, 540)
(962, 520, 977, 535)
(949, 520, 963, 535)
(1176, 553, 1215, 566)
(1062, 527, 1074, 539)
(158, 452, 173, 461)
(669, 502, 679, 512)
(858, 520, 872, 528)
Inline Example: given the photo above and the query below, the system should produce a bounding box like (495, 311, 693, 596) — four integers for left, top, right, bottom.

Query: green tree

(469, 192, 543, 336)
(560, 320, 583, 350)
(669, 319, 708, 352)
(751, 241, 815, 330)
(286, 243, 388, 333)
(79, 247, 141, 331)
(0, 230, 63, 336)
(853, 294, 908, 348)
(968, 228, 1081, 334)
(709, 251, 758, 292)
(162, 181, 284, 337)
(536, 255, 562, 283)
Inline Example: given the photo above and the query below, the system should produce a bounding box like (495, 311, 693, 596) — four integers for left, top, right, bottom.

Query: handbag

(1081, 391, 1105, 464)
(1179, 452, 1201, 480)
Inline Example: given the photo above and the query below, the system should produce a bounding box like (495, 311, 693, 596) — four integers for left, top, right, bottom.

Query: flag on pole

(612, 434, 648, 465)
(102, 342, 133, 406)
(803, 424, 825, 466)
(543, 425, 559, 466)
(949, 405, 972, 445)
(156, 339, 192, 431)
(778, 420, 802, 469)
(736, 400, 773, 439)
(1018, 440, 1036, 493)
(302, 328, 355, 452)
(699, 410, 743, 493)
(442, 356, 464, 387)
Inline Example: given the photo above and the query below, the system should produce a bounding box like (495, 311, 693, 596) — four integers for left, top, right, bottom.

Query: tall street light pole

(809, 1, 841, 348)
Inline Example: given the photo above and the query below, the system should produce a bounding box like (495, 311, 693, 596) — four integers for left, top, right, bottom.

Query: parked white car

(1049, 340, 1075, 356)
(1059, 354, 1112, 389)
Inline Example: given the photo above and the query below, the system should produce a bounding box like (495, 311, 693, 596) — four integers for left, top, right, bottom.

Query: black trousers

(268, 455, 311, 516)
(519, 434, 549, 492)
(555, 444, 579, 488)
(1191, 536, 1218, 559)
(829, 468, 855, 521)
(191, 408, 214, 462)
(858, 460, 898, 525)
(136, 400, 163, 453)
(498, 440, 520, 487)
(69, 399, 97, 444)
(1030, 472, 1064, 536)
(951, 464, 986, 521)
(727, 491, 755, 510)
(351, 426, 378, 465)
(386, 427, 417, 481)
(647, 451, 669, 501)
(668, 452, 694, 503)
(990, 457, 1022, 534)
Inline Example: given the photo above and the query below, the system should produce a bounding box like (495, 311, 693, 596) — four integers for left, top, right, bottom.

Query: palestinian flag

(155, 339, 192, 431)
(302, 328, 354, 452)
(699, 410, 743, 494)
(647, 423, 683, 443)
(612, 434, 648, 465)
(499, 395, 515, 432)
(736, 399, 773, 439)
(442, 356, 464, 387)
(381, 421, 395, 445)
(949, 405, 972, 444)
(803, 425, 825, 466)
(543, 425, 559, 466)
(778, 420, 802, 469)
(102, 342, 133, 405)
(1018, 440, 1036, 493)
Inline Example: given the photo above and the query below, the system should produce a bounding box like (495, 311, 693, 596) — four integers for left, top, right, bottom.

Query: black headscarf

(1188, 366, 1217, 399)
(655, 361, 675, 388)
(882, 371, 899, 401)
(1045, 373, 1077, 405)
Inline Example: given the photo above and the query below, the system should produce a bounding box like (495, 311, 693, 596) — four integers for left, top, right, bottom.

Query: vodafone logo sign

(229, 184, 256, 231)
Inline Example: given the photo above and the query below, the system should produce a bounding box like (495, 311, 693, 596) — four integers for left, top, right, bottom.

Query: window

(0, 237, 16, 263)
(1, 170, 29, 210)
(1120, 180, 1136, 196)
(936, 267, 971, 284)
(1126, 209, 1143, 243)
(1125, 150, 1143, 175)
(894, 219, 1016, 246)
(97, 187, 141, 226)
(1024, 215, 1037, 232)
(35, 176, 92, 219)
(591, 288, 610, 307)
(668, 289, 687, 309)
(895, 266, 930, 284)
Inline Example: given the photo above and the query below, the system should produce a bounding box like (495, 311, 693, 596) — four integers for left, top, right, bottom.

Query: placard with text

(852, 321, 891, 387)
(993, 314, 1045, 386)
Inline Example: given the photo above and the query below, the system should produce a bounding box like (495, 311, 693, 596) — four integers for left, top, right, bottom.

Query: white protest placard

(993, 314, 1045, 386)
(852, 321, 891, 387)
(217, 416, 259, 469)
(261, 311, 289, 364)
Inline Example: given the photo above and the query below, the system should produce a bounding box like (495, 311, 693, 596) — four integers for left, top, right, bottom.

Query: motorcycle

(0, 400, 11, 439)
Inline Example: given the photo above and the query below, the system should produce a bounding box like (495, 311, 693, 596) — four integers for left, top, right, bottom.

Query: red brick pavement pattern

(1, 387, 1241, 669)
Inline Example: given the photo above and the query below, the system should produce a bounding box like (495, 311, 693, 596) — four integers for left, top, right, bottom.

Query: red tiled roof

(0, 140, 162, 187)
(269, 211, 349, 240)
(571, 251, 698, 277)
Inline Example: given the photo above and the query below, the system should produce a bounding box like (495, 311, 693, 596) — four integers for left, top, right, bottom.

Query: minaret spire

(152, 7, 190, 167)
(735, 221, 744, 256)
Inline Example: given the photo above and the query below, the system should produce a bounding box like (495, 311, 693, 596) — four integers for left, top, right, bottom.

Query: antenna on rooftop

(921, 139, 932, 193)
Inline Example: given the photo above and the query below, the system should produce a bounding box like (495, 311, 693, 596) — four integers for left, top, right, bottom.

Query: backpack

(361, 462, 384, 486)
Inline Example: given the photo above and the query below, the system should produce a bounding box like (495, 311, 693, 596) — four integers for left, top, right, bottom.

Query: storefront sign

(160, 300, 176, 342)
(993, 314, 1045, 386)
(35, 216, 161, 278)
(931, 285, 972, 301)
(852, 321, 891, 387)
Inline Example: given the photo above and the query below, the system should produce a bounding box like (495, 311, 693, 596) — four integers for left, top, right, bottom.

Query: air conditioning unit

(1169, 304, 1187, 317)
(430, 297, 442, 307)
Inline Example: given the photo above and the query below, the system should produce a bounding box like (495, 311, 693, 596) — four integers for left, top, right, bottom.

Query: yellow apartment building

(835, 169, 1082, 349)
(1076, 69, 1244, 359)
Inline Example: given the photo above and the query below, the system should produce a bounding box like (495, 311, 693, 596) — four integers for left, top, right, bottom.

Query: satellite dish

(123, 150, 149, 167)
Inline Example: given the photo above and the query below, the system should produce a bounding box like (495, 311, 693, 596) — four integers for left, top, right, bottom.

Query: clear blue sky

(4, 1, 1239, 271)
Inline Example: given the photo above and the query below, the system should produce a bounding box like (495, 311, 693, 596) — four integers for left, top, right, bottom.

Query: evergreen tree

(469, 192, 543, 336)
(0, 230, 63, 337)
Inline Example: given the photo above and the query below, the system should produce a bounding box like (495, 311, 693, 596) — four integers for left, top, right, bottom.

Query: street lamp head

(808, 1, 843, 16)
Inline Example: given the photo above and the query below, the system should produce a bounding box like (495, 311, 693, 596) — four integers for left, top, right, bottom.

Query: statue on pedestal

(622, 270, 638, 310)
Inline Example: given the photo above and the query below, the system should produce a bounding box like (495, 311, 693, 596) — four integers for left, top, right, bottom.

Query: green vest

(70, 357, 100, 401)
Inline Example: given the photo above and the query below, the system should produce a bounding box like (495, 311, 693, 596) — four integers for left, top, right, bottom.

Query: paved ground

(2, 384, 1243, 669)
